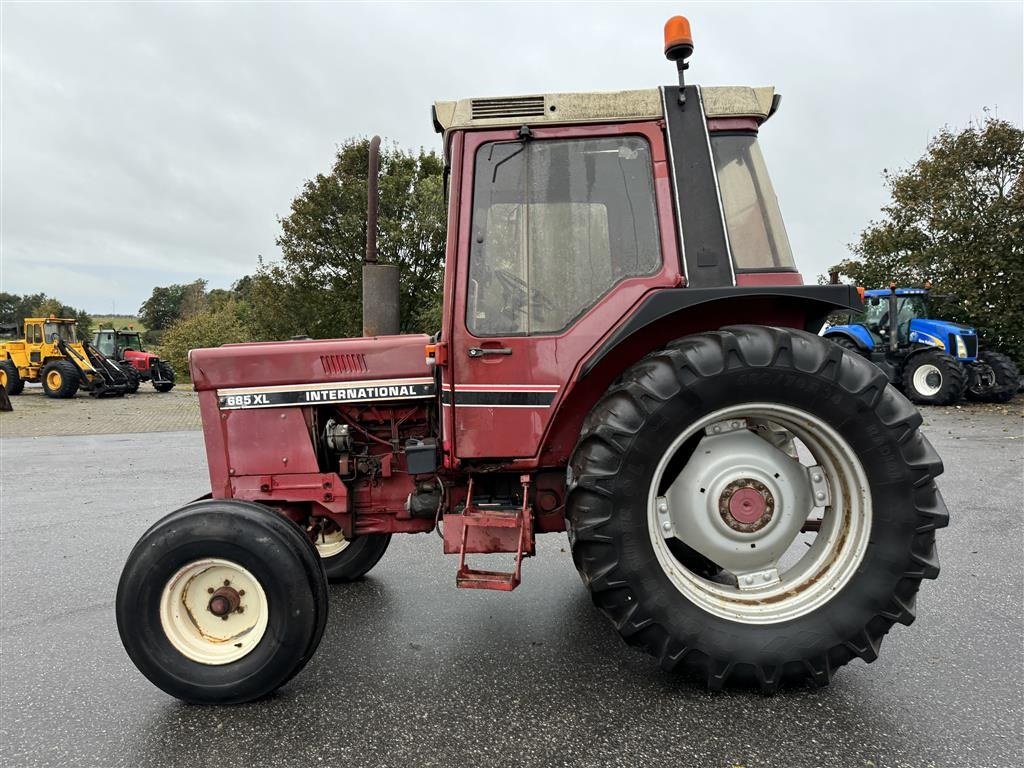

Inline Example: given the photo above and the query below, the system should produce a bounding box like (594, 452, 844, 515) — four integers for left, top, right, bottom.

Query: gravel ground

(0, 403, 1021, 768)
(0, 384, 200, 437)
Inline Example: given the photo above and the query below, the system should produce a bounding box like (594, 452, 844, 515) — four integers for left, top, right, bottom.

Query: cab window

(96, 333, 116, 356)
(711, 134, 796, 271)
(467, 135, 660, 336)
(27, 324, 42, 344)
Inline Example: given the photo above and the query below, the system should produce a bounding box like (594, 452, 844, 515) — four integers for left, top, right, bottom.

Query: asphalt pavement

(1, 407, 1021, 768)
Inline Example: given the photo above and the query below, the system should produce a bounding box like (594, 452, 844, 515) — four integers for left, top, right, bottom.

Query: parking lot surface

(0, 404, 1021, 768)
(1, 385, 200, 438)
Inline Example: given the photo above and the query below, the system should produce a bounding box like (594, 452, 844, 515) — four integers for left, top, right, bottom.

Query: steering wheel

(495, 269, 556, 313)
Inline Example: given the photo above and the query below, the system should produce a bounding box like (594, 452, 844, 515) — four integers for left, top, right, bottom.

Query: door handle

(468, 347, 512, 358)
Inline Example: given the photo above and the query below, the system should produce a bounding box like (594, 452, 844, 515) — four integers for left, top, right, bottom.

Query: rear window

(711, 134, 796, 271)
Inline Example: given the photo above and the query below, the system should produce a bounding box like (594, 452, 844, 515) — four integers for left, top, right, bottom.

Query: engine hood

(910, 318, 975, 342)
(189, 334, 433, 391)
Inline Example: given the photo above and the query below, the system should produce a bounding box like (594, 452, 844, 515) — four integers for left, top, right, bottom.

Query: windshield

(710, 134, 796, 271)
(43, 322, 77, 343)
(120, 334, 144, 351)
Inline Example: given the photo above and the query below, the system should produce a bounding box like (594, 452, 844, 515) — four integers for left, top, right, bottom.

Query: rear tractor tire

(827, 335, 864, 357)
(567, 326, 947, 692)
(0, 360, 24, 396)
(312, 522, 391, 583)
(40, 360, 80, 398)
(153, 362, 175, 392)
(116, 500, 329, 703)
(966, 350, 1019, 403)
(120, 364, 141, 394)
(902, 350, 965, 405)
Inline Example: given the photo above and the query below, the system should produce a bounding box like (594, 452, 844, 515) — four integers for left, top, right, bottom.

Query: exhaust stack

(362, 135, 400, 337)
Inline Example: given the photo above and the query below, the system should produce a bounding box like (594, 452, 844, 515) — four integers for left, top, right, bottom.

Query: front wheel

(119, 364, 141, 394)
(153, 362, 175, 392)
(567, 326, 947, 691)
(116, 500, 328, 703)
(966, 351, 1019, 403)
(902, 350, 964, 405)
(40, 360, 80, 398)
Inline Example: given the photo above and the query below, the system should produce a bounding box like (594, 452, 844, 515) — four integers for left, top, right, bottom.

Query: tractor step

(445, 476, 534, 591)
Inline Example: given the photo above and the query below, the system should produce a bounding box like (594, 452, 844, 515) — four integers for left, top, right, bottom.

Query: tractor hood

(189, 334, 433, 391)
(909, 318, 975, 346)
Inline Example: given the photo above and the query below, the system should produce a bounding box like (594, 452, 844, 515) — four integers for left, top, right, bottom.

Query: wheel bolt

(815, 491, 826, 501)
(221, 615, 229, 621)
(207, 587, 214, 594)
(662, 521, 672, 532)
(812, 473, 822, 483)
(237, 606, 244, 614)
(238, 590, 245, 596)
(223, 580, 231, 586)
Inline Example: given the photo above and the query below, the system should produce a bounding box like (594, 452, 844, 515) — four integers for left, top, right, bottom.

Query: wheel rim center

(719, 479, 774, 532)
(207, 586, 241, 616)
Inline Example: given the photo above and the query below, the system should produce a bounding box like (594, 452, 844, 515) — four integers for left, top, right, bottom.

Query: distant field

(89, 315, 147, 334)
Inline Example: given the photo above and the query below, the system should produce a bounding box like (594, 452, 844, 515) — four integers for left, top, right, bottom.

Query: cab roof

(432, 85, 776, 134)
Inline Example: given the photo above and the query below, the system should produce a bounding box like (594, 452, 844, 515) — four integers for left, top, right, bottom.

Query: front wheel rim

(159, 558, 269, 665)
(648, 403, 872, 625)
(46, 370, 62, 389)
(912, 364, 942, 396)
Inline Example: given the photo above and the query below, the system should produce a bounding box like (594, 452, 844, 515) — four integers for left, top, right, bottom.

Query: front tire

(40, 360, 80, 398)
(966, 351, 1019, 403)
(902, 350, 964, 405)
(153, 362, 175, 392)
(567, 326, 947, 691)
(116, 500, 329, 704)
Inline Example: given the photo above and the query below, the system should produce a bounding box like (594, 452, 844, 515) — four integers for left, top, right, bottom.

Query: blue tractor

(822, 286, 1019, 405)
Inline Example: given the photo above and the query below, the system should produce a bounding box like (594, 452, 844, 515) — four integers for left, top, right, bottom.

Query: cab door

(25, 322, 43, 364)
(446, 122, 679, 461)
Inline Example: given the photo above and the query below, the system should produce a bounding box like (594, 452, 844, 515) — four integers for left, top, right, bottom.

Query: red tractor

(93, 328, 175, 392)
(117, 17, 947, 704)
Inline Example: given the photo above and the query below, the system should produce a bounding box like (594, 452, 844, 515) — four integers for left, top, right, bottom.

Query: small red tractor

(117, 17, 947, 703)
(93, 328, 175, 393)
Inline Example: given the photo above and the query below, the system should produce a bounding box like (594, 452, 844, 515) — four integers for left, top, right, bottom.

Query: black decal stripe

(442, 390, 555, 407)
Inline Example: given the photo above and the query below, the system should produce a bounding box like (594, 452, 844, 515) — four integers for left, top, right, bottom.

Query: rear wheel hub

(720, 480, 773, 531)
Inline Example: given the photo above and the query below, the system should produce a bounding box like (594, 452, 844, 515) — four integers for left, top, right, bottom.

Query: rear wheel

(120, 364, 141, 394)
(966, 351, 1019, 403)
(902, 350, 964, 405)
(116, 500, 328, 703)
(40, 360, 80, 398)
(0, 360, 24, 395)
(153, 361, 175, 392)
(567, 326, 946, 691)
(313, 522, 391, 583)
(827, 335, 864, 357)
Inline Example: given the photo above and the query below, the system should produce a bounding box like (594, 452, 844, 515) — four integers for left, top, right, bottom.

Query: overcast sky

(2, 1, 1021, 315)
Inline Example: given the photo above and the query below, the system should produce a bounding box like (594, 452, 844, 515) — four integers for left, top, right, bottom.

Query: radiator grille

(320, 354, 368, 376)
(963, 335, 978, 357)
(471, 96, 546, 120)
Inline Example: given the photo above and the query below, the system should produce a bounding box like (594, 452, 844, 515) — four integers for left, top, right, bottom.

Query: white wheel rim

(648, 403, 872, 625)
(912, 364, 942, 396)
(315, 528, 350, 559)
(159, 558, 269, 665)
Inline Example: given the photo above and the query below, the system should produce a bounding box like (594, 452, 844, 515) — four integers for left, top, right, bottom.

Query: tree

(0, 292, 91, 335)
(138, 280, 209, 331)
(245, 139, 446, 340)
(830, 114, 1024, 364)
(160, 300, 252, 376)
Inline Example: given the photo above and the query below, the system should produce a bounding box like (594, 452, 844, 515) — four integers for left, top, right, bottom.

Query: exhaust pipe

(362, 135, 400, 337)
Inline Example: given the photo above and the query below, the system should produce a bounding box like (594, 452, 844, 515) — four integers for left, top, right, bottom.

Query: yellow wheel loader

(0, 316, 129, 398)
